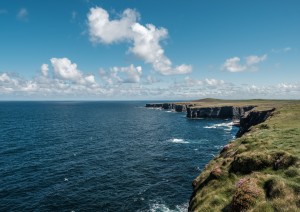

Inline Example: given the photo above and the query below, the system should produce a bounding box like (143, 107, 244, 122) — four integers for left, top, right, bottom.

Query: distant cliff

(145, 102, 193, 112)
(186, 106, 255, 120)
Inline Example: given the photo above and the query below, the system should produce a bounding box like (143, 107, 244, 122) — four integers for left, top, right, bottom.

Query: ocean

(0, 101, 238, 211)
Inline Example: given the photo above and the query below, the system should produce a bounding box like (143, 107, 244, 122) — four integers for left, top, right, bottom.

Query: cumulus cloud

(221, 57, 246, 72)
(50, 58, 83, 82)
(0, 59, 102, 98)
(88, 7, 138, 43)
(17, 8, 28, 21)
(222, 54, 267, 72)
(118, 64, 142, 83)
(99, 64, 142, 84)
(0, 73, 11, 82)
(40, 64, 49, 77)
(87, 7, 192, 75)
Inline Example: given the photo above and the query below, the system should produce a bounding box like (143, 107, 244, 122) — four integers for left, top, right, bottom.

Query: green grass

(189, 100, 300, 211)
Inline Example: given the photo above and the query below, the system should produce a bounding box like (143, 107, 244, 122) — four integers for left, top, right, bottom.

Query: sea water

(0, 101, 238, 211)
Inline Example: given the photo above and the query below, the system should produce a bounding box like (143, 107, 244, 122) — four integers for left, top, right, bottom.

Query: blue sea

(0, 101, 238, 211)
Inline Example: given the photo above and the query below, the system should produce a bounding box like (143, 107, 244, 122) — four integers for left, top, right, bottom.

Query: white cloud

(204, 78, 225, 86)
(99, 64, 142, 84)
(88, 7, 138, 44)
(1, 59, 299, 100)
(17, 8, 28, 21)
(145, 75, 160, 84)
(119, 64, 142, 83)
(85, 75, 96, 84)
(0, 73, 11, 82)
(50, 58, 83, 82)
(245, 54, 267, 66)
(87, 7, 192, 75)
(222, 57, 246, 72)
(41, 64, 49, 77)
(184, 76, 225, 87)
(222, 54, 267, 72)
(1, 70, 299, 99)
(272, 47, 292, 53)
(170, 78, 300, 99)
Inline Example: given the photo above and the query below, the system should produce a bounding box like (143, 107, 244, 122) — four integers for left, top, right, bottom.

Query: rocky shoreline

(145, 102, 274, 138)
(145, 99, 300, 211)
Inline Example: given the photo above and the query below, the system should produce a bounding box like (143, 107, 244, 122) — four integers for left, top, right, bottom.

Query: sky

(0, 0, 299, 100)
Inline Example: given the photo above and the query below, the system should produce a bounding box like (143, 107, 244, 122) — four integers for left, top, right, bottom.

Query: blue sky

(0, 0, 299, 100)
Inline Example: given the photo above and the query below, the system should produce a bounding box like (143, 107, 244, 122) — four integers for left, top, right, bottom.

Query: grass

(189, 100, 300, 211)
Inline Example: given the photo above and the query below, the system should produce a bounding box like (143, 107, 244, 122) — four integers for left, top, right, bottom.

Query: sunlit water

(0, 101, 238, 211)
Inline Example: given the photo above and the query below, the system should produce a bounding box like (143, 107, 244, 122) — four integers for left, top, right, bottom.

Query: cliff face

(186, 106, 255, 119)
(145, 103, 192, 112)
(145, 103, 163, 108)
(236, 108, 275, 137)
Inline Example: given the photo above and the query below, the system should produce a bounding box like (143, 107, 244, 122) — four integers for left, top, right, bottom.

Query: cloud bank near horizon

(0, 57, 299, 99)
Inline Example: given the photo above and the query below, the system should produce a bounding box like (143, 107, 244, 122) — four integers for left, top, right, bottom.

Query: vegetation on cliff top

(189, 100, 300, 211)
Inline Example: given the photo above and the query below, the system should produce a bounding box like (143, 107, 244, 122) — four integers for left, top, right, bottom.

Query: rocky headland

(146, 99, 300, 211)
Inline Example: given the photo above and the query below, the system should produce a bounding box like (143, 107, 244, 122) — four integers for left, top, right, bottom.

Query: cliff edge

(188, 100, 300, 211)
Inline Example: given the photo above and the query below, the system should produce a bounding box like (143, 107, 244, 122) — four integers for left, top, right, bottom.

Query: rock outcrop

(236, 108, 275, 137)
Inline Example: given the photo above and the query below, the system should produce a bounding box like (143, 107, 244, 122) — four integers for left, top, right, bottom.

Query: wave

(203, 122, 233, 131)
(149, 202, 188, 212)
(168, 138, 189, 144)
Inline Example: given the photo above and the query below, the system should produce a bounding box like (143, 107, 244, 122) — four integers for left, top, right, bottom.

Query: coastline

(146, 99, 300, 211)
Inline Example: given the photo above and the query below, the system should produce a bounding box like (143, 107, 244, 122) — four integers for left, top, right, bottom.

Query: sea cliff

(146, 99, 300, 211)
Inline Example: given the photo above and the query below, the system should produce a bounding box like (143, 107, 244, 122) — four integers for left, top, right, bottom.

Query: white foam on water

(204, 122, 233, 131)
(168, 138, 189, 144)
(203, 125, 217, 129)
(149, 202, 188, 212)
(214, 145, 223, 149)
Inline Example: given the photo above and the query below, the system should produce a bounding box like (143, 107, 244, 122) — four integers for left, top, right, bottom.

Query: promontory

(147, 98, 300, 211)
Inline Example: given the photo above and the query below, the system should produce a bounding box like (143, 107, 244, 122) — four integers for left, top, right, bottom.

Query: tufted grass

(189, 100, 300, 211)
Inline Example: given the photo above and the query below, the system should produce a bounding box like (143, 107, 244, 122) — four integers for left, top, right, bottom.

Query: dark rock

(145, 103, 163, 108)
(186, 106, 255, 119)
(236, 108, 275, 137)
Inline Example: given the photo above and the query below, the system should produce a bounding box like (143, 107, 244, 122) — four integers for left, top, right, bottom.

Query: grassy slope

(189, 100, 300, 211)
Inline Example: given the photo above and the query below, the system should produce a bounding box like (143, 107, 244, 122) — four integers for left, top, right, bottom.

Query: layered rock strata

(186, 106, 255, 120)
